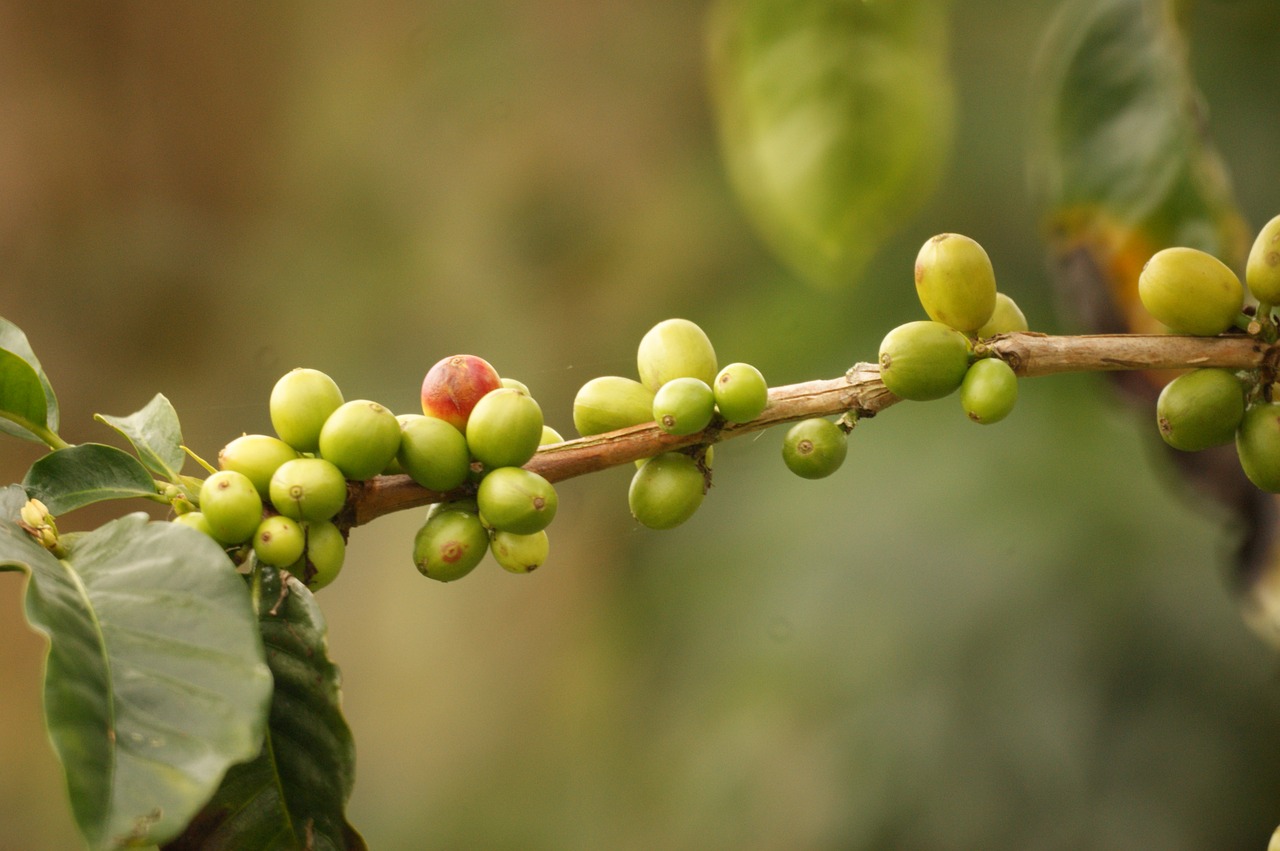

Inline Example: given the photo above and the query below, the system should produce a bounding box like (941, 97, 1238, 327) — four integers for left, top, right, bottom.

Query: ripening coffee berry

(540, 425, 564, 445)
(219, 434, 300, 499)
(476, 466, 559, 535)
(636, 318, 718, 392)
(975, 293, 1029, 338)
(199, 470, 264, 546)
(490, 529, 550, 574)
(1247, 214, 1280, 305)
(1138, 246, 1244, 336)
(298, 520, 345, 591)
(628, 452, 705, 530)
(253, 514, 306, 568)
(270, 368, 344, 453)
(466, 387, 544, 469)
(878, 321, 971, 401)
(172, 511, 215, 538)
(653, 377, 716, 436)
(269, 457, 347, 522)
(397, 414, 471, 492)
(318, 400, 401, 481)
(413, 506, 489, 582)
(573, 376, 655, 436)
(1156, 368, 1245, 451)
(1236, 403, 1280, 492)
(914, 233, 998, 333)
(781, 418, 848, 479)
(960, 358, 1018, 424)
(420, 354, 503, 432)
(714, 362, 769, 424)
(501, 377, 531, 395)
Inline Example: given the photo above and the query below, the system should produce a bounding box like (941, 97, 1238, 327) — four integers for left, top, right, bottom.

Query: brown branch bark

(347, 331, 1275, 528)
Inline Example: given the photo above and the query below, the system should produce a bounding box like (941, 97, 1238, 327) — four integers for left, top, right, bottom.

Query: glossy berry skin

(714, 362, 769, 423)
(420, 355, 502, 432)
(975, 293, 1029, 338)
(636, 318, 718, 392)
(652, 377, 715, 436)
(297, 520, 345, 591)
(1156, 368, 1245, 451)
(270, 368, 344, 453)
(1236, 403, 1280, 493)
(628, 452, 705, 530)
(1138, 247, 1243, 336)
(413, 506, 489, 582)
(466, 387, 544, 469)
(318, 400, 401, 481)
(573, 376, 655, 437)
(476, 466, 559, 535)
(199, 470, 264, 546)
(914, 233, 998, 333)
(960, 358, 1018, 425)
(269, 457, 348, 522)
(490, 529, 550, 574)
(781, 418, 848, 479)
(878, 321, 971, 401)
(219, 434, 300, 499)
(1247, 214, 1280, 304)
(397, 414, 471, 492)
(253, 515, 306, 568)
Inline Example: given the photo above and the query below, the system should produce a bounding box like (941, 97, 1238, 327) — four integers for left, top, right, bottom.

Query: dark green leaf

(24, 443, 161, 514)
(0, 485, 273, 850)
(0, 347, 49, 443)
(164, 566, 366, 851)
(95, 394, 187, 481)
(707, 0, 953, 289)
(0, 315, 60, 440)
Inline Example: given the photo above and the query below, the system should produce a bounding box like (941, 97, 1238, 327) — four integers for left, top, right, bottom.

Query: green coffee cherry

(878, 321, 971, 401)
(199, 470, 263, 546)
(172, 511, 215, 538)
(269, 457, 348, 522)
(413, 506, 489, 582)
(490, 529, 550, 574)
(298, 520, 345, 591)
(1247, 214, 1280, 305)
(540, 425, 565, 445)
(1156, 368, 1245, 451)
(636, 318, 718, 392)
(219, 434, 300, 498)
(318, 400, 401, 481)
(781, 418, 847, 479)
(397, 414, 471, 492)
(714, 362, 769, 424)
(476, 466, 559, 535)
(1138, 246, 1244, 336)
(466, 387, 544, 469)
(628, 452, 705, 530)
(914, 233, 997, 333)
(975, 293, 1029, 338)
(501, 377, 531, 395)
(253, 515, 306, 568)
(652, 377, 715, 436)
(1237, 403, 1280, 492)
(960, 358, 1018, 424)
(270, 368, 344, 452)
(573, 376, 655, 436)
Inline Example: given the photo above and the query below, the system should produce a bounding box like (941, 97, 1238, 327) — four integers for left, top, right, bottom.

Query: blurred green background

(3, 2, 1280, 848)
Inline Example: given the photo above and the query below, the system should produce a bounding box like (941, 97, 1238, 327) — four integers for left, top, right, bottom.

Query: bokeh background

(3, 2, 1280, 849)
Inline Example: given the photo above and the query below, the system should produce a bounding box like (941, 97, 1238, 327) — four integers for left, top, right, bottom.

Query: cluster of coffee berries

(877, 233, 1028, 423)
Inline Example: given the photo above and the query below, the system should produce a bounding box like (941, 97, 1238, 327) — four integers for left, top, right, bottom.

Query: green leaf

(0, 485, 273, 850)
(95, 394, 187, 481)
(24, 444, 161, 515)
(0, 315, 60, 442)
(707, 0, 953, 289)
(0, 347, 49, 443)
(164, 566, 366, 850)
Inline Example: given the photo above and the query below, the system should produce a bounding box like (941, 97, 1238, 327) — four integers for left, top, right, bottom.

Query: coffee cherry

(540, 425, 565, 445)
(1138, 246, 1244, 336)
(1154, 368, 1245, 451)
(975, 293, 1029, 338)
(219, 434, 300, 499)
(652, 377, 715, 436)
(636, 318, 718, 392)
(420, 354, 503, 432)
(573, 376, 655, 436)
(466, 387, 544, 469)
(501, 377, 531, 395)
(318, 400, 401, 481)
(172, 511, 215, 538)
(490, 529, 550, 574)
(269, 457, 347, 522)
(714, 362, 769, 424)
(1247, 214, 1280, 304)
(781, 418, 847, 479)
(476, 466, 559, 535)
(960, 358, 1018, 424)
(628, 452, 705, 530)
(298, 520, 345, 591)
(914, 233, 998, 333)
(878, 320, 971, 401)
(253, 515, 306, 568)
(413, 506, 489, 582)
(1236, 403, 1280, 492)
(270, 368, 344, 453)
(199, 470, 264, 546)
(397, 414, 471, 492)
